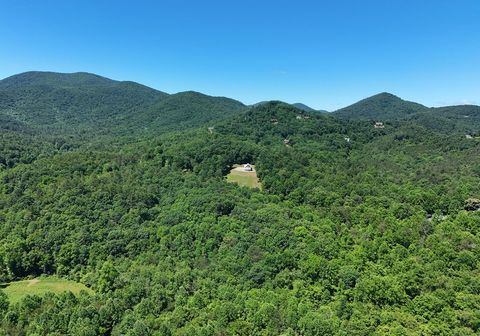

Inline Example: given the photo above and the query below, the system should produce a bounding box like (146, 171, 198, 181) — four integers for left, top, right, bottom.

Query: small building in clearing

(374, 122, 385, 129)
(243, 164, 253, 172)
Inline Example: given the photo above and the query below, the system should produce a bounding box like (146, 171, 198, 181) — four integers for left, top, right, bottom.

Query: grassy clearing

(1, 276, 93, 304)
(226, 165, 262, 189)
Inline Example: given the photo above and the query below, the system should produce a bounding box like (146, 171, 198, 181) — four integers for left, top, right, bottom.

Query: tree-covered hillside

(334, 92, 480, 135)
(0, 76, 480, 335)
(0, 72, 166, 133)
(144, 91, 246, 132)
(0, 72, 247, 170)
(408, 105, 480, 134)
(0, 72, 245, 138)
(334, 93, 428, 120)
(292, 103, 320, 113)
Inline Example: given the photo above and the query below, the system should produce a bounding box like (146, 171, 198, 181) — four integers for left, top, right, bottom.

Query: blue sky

(0, 0, 479, 110)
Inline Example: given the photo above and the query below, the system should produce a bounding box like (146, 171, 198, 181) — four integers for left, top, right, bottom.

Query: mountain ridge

(1, 71, 480, 138)
(333, 92, 429, 120)
(0, 71, 245, 137)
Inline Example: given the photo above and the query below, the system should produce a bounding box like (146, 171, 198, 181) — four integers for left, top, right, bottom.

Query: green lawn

(226, 165, 262, 189)
(1, 276, 94, 304)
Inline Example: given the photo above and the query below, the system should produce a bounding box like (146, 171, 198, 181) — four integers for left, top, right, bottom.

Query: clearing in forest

(226, 164, 262, 189)
(1, 276, 94, 303)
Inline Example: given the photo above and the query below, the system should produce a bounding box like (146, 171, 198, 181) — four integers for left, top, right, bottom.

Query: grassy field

(226, 165, 262, 189)
(1, 276, 94, 303)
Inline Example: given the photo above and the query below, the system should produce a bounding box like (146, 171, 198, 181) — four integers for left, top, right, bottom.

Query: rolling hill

(292, 102, 318, 112)
(253, 101, 327, 113)
(0, 71, 166, 132)
(0, 71, 245, 137)
(333, 92, 428, 120)
(412, 104, 480, 134)
(334, 92, 480, 134)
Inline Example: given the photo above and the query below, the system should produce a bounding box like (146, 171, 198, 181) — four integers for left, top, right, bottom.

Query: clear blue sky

(1, 0, 479, 110)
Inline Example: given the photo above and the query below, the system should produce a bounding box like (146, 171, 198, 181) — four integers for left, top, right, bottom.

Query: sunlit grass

(1, 276, 93, 303)
(226, 165, 262, 189)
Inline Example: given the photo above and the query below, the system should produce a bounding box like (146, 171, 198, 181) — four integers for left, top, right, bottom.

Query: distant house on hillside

(283, 139, 290, 145)
(243, 164, 253, 172)
(466, 134, 473, 139)
(374, 122, 385, 129)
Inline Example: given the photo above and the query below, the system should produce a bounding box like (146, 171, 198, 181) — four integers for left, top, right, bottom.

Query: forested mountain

(0, 71, 166, 133)
(253, 101, 326, 113)
(408, 105, 480, 134)
(0, 71, 245, 137)
(0, 72, 246, 170)
(334, 92, 480, 134)
(144, 91, 246, 132)
(0, 73, 480, 335)
(292, 103, 320, 112)
(334, 92, 428, 120)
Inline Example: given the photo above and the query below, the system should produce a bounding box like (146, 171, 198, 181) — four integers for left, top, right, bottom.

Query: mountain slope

(334, 92, 428, 120)
(399, 104, 480, 135)
(1, 96, 480, 334)
(0, 71, 117, 89)
(292, 103, 317, 112)
(0, 71, 167, 133)
(144, 91, 246, 132)
(333, 92, 480, 135)
(0, 71, 245, 137)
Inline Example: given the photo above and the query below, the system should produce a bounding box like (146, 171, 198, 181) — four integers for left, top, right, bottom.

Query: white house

(244, 164, 253, 172)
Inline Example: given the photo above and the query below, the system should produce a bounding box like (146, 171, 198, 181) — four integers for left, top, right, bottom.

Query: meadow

(1, 276, 93, 303)
(226, 164, 262, 189)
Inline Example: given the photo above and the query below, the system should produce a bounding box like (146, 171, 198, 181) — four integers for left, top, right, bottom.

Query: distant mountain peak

(0, 71, 245, 136)
(373, 92, 400, 98)
(252, 101, 326, 113)
(292, 103, 316, 112)
(334, 92, 427, 120)
(358, 92, 407, 105)
(0, 71, 115, 88)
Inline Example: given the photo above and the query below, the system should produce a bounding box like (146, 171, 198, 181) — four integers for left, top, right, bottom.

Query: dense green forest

(0, 72, 480, 335)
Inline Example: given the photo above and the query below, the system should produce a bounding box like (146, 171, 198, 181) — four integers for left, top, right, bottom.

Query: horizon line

(1, 70, 478, 111)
